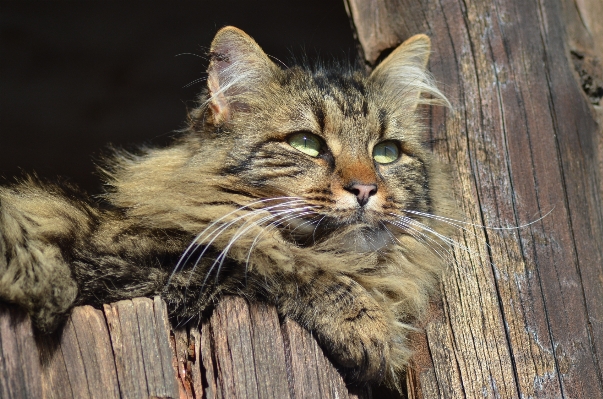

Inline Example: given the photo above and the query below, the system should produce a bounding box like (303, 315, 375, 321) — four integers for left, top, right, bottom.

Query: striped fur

(0, 27, 452, 387)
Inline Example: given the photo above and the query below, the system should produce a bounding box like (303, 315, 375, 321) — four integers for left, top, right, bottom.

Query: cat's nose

(345, 183, 378, 206)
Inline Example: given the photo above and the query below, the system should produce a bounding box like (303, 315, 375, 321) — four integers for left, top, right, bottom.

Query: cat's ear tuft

(369, 34, 449, 109)
(207, 26, 279, 125)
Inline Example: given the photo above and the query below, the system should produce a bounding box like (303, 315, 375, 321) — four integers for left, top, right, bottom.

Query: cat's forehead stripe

(309, 73, 370, 119)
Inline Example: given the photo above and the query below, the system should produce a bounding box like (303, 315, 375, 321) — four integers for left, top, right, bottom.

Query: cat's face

(196, 27, 448, 247)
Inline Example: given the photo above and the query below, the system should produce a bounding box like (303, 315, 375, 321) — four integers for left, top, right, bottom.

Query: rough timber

(2, 0, 602, 398)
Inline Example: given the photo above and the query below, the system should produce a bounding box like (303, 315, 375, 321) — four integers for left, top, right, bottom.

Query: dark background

(0, 1, 356, 193)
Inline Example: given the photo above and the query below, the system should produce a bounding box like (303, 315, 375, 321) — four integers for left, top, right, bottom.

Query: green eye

(287, 132, 322, 157)
(373, 141, 400, 164)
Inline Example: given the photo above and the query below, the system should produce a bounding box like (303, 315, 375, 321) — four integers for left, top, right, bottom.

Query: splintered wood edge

(0, 297, 378, 399)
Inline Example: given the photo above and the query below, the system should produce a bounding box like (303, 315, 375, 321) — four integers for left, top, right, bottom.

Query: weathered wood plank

(281, 315, 373, 399)
(1, 294, 374, 398)
(346, 0, 603, 398)
(60, 310, 97, 399)
(53, 306, 120, 399)
(172, 328, 196, 399)
(133, 297, 179, 398)
(104, 298, 179, 399)
(39, 331, 74, 399)
(190, 327, 206, 398)
(200, 322, 218, 399)
(210, 296, 264, 399)
(247, 301, 290, 398)
(154, 296, 181, 396)
(189, 326, 206, 398)
(0, 305, 43, 399)
(180, 296, 374, 399)
(104, 300, 151, 398)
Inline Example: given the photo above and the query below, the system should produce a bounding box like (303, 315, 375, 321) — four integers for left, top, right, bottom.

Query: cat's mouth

(276, 206, 393, 249)
(282, 219, 394, 252)
(330, 206, 388, 226)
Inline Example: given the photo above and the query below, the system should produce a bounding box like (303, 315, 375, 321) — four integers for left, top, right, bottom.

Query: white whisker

(169, 197, 303, 284)
(175, 198, 310, 315)
(401, 216, 488, 263)
(312, 215, 327, 242)
(209, 206, 317, 285)
(193, 204, 316, 292)
(386, 219, 452, 261)
(189, 204, 300, 279)
(401, 207, 554, 231)
(244, 208, 319, 269)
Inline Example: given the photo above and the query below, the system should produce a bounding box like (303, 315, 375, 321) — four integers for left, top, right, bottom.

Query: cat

(0, 26, 452, 387)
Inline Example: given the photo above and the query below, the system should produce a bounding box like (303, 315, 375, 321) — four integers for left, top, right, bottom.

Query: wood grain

(49, 306, 120, 399)
(346, 0, 603, 398)
(0, 305, 43, 399)
(0, 295, 372, 398)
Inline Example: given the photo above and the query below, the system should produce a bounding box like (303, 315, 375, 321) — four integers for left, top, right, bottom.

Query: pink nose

(345, 183, 378, 206)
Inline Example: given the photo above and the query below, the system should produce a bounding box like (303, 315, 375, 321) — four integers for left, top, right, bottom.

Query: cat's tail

(0, 178, 96, 331)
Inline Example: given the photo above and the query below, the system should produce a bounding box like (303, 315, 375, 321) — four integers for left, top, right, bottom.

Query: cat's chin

(337, 226, 393, 253)
(279, 213, 393, 252)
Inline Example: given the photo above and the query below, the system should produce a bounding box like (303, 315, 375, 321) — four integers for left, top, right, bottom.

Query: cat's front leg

(274, 269, 392, 383)
(0, 186, 81, 332)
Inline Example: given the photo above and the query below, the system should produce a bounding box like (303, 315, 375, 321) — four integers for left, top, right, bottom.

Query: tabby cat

(0, 27, 452, 386)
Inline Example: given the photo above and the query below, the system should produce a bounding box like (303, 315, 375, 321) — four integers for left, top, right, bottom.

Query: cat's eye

(373, 141, 400, 164)
(287, 132, 322, 157)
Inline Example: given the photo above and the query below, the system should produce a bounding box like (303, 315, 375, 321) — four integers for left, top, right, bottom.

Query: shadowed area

(0, 1, 356, 193)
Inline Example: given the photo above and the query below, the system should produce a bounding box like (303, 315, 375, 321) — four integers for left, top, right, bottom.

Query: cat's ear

(207, 26, 279, 125)
(369, 34, 449, 109)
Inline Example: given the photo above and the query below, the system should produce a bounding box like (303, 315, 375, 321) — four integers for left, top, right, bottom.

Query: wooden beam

(345, 0, 603, 398)
(0, 305, 44, 398)
(0, 297, 373, 398)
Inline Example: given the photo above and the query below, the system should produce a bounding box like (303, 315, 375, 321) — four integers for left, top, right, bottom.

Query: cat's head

(191, 27, 450, 249)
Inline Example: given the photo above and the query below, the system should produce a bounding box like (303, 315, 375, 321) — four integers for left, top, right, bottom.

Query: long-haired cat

(0, 26, 451, 387)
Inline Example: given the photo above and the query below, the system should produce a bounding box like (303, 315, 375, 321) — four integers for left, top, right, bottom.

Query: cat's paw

(0, 235, 78, 332)
(275, 270, 395, 383)
(320, 294, 392, 383)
